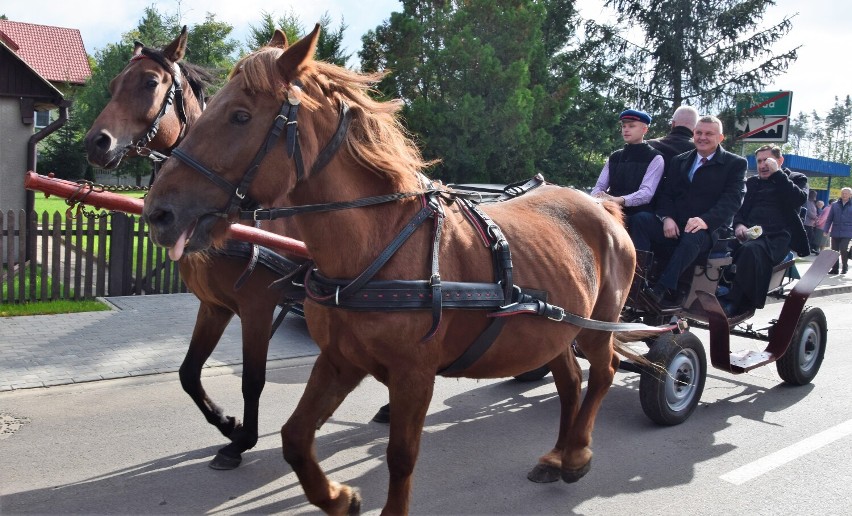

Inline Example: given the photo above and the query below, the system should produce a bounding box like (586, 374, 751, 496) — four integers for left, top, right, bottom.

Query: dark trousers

(805, 225, 817, 252)
(728, 234, 790, 309)
(830, 236, 851, 272)
(629, 212, 712, 291)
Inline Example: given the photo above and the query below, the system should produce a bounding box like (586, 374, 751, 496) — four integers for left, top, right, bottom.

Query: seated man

(720, 145, 809, 316)
(631, 115, 746, 309)
(590, 109, 664, 230)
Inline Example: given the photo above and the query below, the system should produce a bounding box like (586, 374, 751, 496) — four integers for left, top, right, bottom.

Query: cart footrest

(729, 350, 776, 372)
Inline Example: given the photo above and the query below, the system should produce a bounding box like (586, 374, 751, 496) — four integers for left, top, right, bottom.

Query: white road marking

(720, 418, 852, 485)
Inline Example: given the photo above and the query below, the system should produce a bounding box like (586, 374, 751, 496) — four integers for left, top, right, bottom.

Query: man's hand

(593, 192, 625, 205)
(663, 217, 680, 238)
(734, 223, 748, 241)
(684, 216, 708, 233)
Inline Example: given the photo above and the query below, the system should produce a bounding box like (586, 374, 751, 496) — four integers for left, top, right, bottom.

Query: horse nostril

(145, 207, 175, 228)
(93, 132, 114, 151)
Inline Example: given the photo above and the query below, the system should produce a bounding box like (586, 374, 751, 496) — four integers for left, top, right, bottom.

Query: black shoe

(829, 267, 839, 275)
(642, 284, 681, 310)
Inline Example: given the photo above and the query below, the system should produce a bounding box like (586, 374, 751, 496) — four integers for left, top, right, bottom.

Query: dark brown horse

(143, 26, 635, 514)
(84, 28, 305, 470)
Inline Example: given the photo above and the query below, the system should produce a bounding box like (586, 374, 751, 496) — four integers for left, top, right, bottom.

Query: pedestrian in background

(822, 188, 852, 274)
(804, 188, 819, 254)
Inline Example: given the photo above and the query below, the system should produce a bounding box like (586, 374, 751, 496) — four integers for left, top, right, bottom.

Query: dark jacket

(733, 168, 810, 257)
(655, 145, 747, 232)
(648, 126, 695, 165)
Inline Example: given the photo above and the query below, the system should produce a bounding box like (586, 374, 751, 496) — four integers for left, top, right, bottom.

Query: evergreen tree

(597, 0, 799, 117)
(185, 13, 239, 89)
(360, 0, 607, 185)
(246, 10, 350, 65)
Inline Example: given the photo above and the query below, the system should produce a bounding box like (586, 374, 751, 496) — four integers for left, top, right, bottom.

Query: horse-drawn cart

(27, 171, 836, 431)
(617, 246, 835, 425)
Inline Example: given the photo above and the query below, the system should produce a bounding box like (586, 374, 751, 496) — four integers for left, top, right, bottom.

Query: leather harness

(171, 87, 671, 375)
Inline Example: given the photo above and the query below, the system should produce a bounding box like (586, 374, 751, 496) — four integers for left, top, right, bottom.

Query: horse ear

(163, 25, 189, 63)
(276, 24, 320, 83)
(268, 29, 289, 49)
(133, 41, 144, 56)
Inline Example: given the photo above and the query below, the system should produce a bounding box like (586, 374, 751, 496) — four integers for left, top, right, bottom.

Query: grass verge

(0, 299, 111, 317)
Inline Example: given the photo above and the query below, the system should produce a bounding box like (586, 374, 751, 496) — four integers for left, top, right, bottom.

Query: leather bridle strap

(130, 56, 188, 151)
(244, 190, 431, 221)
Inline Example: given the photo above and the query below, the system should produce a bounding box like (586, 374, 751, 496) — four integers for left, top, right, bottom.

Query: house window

(35, 110, 51, 129)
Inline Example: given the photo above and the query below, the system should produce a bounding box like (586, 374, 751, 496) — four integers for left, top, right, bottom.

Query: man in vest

(591, 109, 665, 235)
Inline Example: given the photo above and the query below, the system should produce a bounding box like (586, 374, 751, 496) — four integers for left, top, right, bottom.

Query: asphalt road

(2, 293, 851, 515)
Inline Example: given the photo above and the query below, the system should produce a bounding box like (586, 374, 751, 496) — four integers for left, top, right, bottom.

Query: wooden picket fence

(1, 209, 187, 303)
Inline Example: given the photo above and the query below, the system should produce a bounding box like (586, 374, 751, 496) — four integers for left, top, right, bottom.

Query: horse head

(84, 26, 211, 169)
(143, 24, 428, 261)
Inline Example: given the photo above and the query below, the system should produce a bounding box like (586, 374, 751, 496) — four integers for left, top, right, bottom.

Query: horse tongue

(168, 230, 188, 261)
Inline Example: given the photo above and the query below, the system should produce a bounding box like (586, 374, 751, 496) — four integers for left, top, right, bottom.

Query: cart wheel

(776, 306, 827, 385)
(640, 332, 706, 426)
(513, 365, 550, 382)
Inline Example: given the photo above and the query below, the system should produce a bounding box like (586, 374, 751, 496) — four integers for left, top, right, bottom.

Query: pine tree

(599, 0, 799, 116)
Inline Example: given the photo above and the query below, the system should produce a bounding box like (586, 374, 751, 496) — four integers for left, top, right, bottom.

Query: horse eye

(233, 111, 251, 124)
(145, 79, 158, 89)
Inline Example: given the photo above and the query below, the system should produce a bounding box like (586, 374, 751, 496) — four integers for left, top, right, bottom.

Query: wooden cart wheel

(640, 332, 706, 426)
(776, 306, 827, 385)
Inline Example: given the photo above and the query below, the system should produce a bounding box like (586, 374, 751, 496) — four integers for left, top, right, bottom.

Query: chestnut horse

(84, 28, 306, 470)
(143, 26, 635, 514)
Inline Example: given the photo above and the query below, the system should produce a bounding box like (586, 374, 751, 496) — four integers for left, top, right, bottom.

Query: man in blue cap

(591, 108, 665, 233)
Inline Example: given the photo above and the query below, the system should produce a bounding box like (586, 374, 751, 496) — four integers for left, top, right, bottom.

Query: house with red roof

(0, 19, 91, 218)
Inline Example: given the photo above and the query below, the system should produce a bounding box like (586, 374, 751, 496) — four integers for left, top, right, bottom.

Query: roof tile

(0, 20, 91, 85)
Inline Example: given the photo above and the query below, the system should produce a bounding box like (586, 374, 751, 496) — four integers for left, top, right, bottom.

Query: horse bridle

(127, 51, 191, 161)
(171, 83, 359, 219)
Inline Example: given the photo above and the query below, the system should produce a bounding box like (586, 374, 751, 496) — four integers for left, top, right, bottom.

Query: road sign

(734, 91, 793, 142)
(734, 116, 789, 142)
(736, 91, 793, 117)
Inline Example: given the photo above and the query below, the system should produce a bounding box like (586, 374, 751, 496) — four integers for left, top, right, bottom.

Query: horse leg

(210, 308, 275, 470)
(382, 372, 434, 515)
(281, 352, 367, 515)
(179, 303, 246, 464)
(528, 348, 582, 483)
(560, 329, 619, 483)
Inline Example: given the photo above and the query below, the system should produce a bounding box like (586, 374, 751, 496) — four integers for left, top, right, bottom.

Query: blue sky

(3, 0, 848, 117)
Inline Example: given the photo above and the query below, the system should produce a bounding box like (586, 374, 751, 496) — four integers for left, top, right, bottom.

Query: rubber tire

(640, 332, 706, 426)
(776, 306, 827, 385)
(513, 365, 550, 382)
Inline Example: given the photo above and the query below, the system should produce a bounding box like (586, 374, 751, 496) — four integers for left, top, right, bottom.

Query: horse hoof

(527, 463, 561, 483)
(348, 488, 362, 515)
(209, 452, 242, 470)
(371, 404, 390, 424)
(561, 460, 592, 483)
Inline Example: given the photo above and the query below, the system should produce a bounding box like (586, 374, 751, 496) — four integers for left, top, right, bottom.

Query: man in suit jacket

(631, 115, 747, 308)
(720, 145, 809, 316)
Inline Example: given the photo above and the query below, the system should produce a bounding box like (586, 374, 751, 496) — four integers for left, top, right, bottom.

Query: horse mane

(229, 47, 435, 192)
(140, 46, 214, 105)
